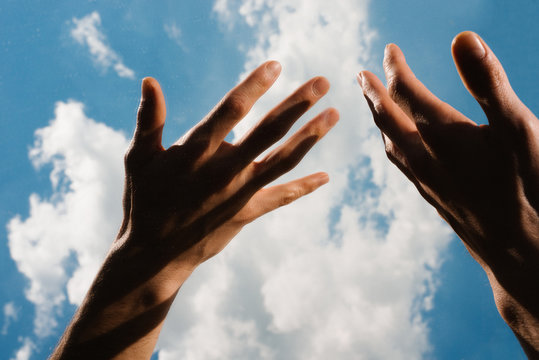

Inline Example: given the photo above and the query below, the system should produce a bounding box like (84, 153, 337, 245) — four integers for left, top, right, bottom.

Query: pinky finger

(235, 172, 329, 225)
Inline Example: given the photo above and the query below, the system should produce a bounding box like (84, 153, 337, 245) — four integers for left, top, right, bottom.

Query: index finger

(179, 61, 282, 157)
(383, 44, 472, 129)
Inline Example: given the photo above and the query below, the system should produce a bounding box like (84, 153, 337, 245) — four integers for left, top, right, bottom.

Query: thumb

(133, 77, 166, 153)
(451, 31, 530, 130)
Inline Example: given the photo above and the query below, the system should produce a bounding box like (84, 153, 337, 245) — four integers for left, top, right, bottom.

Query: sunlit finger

(132, 77, 166, 155)
(201, 108, 337, 215)
(383, 44, 473, 129)
(233, 76, 331, 168)
(451, 31, 536, 130)
(235, 172, 329, 224)
(359, 70, 422, 153)
(179, 61, 282, 158)
(251, 107, 338, 186)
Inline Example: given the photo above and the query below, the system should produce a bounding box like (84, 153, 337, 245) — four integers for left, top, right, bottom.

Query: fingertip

(324, 107, 340, 127)
(141, 77, 161, 100)
(385, 43, 399, 52)
(383, 44, 407, 78)
(452, 31, 476, 48)
(451, 32, 529, 129)
(312, 171, 330, 186)
(312, 76, 330, 96)
(136, 76, 166, 141)
(451, 31, 487, 62)
(358, 70, 377, 89)
(142, 76, 157, 86)
(265, 60, 282, 77)
(384, 43, 402, 62)
(356, 71, 364, 86)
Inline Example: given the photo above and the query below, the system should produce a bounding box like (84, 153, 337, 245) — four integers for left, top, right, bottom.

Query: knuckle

(251, 161, 265, 176)
(384, 141, 395, 158)
(279, 154, 299, 173)
(259, 118, 288, 141)
(254, 71, 273, 89)
(186, 135, 211, 158)
(262, 152, 284, 171)
(371, 101, 394, 131)
(486, 65, 507, 99)
(385, 151, 396, 164)
(386, 74, 409, 102)
(406, 150, 429, 175)
(373, 99, 390, 120)
(136, 99, 155, 119)
(279, 188, 302, 207)
(233, 206, 254, 226)
(124, 146, 138, 168)
(384, 142, 403, 167)
(221, 94, 249, 119)
(496, 299, 520, 330)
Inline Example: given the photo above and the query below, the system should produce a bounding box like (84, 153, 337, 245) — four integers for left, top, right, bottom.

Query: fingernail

(384, 44, 392, 58)
(457, 32, 486, 60)
(356, 72, 364, 88)
(312, 77, 329, 96)
(266, 61, 282, 76)
(324, 108, 339, 127)
(141, 77, 152, 101)
(314, 172, 330, 185)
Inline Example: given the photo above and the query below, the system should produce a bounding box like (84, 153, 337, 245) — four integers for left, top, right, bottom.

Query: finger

(359, 70, 420, 149)
(381, 132, 441, 212)
(181, 61, 282, 157)
(383, 43, 474, 132)
(116, 178, 133, 241)
(186, 108, 337, 226)
(252, 107, 339, 185)
(132, 77, 167, 155)
(451, 31, 535, 130)
(235, 172, 329, 224)
(381, 132, 415, 181)
(233, 76, 331, 167)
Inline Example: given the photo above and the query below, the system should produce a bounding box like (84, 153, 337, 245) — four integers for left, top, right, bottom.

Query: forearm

(51, 236, 193, 360)
(447, 211, 539, 353)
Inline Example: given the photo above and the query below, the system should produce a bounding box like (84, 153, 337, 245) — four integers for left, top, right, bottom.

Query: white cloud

(71, 11, 135, 79)
(2, 302, 18, 335)
(164, 22, 187, 51)
(10, 337, 35, 360)
(7, 100, 128, 338)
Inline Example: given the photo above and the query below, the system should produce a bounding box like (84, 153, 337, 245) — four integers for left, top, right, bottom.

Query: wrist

(486, 264, 539, 355)
(107, 232, 196, 305)
(52, 235, 195, 359)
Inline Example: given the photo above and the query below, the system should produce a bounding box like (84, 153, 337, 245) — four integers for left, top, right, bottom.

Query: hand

(358, 31, 539, 355)
(120, 60, 337, 272)
(52, 61, 338, 359)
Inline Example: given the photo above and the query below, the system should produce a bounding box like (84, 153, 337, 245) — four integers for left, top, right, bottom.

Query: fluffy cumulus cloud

(71, 11, 135, 79)
(157, 0, 453, 359)
(7, 100, 128, 345)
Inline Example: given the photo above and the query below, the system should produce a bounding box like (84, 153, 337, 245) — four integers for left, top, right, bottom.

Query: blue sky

(1, 0, 537, 359)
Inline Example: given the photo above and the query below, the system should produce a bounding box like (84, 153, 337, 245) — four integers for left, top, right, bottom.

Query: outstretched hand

(120, 61, 338, 272)
(52, 61, 338, 359)
(359, 31, 539, 355)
